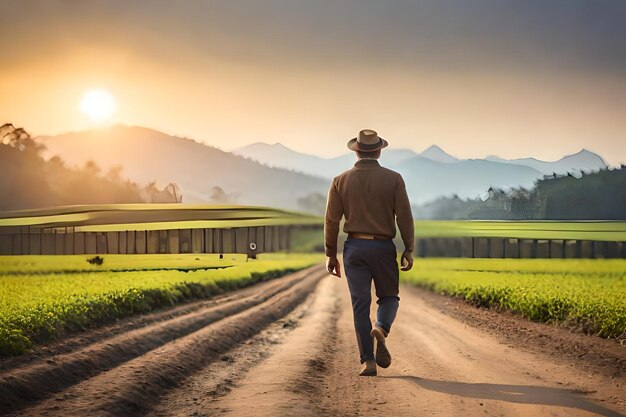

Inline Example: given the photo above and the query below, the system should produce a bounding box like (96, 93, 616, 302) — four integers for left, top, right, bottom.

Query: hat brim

(347, 137, 389, 152)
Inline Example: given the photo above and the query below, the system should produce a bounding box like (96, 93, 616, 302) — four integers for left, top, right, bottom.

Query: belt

(348, 233, 387, 240)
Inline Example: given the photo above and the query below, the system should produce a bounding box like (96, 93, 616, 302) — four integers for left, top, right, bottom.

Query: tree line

(0, 124, 182, 211)
(414, 166, 626, 220)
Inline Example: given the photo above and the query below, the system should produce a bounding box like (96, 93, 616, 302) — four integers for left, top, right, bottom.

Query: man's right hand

(400, 250, 413, 271)
(326, 256, 342, 277)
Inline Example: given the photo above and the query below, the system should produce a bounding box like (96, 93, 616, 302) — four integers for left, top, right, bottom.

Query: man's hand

(326, 256, 342, 277)
(400, 250, 413, 271)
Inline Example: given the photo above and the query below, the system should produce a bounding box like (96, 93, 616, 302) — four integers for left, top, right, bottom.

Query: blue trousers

(343, 237, 400, 363)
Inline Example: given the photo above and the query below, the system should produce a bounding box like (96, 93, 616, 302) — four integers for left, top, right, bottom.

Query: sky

(1, 0, 625, 165)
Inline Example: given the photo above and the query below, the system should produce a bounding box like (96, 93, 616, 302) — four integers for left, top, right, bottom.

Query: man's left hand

(400, 250, 414, 271)
(326, 256, 342, 277)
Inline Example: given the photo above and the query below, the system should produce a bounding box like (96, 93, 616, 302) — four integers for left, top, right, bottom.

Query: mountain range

(234, 142, 607, 203)
(36, 126, 329, 210)
(484, 151, 607, 175)
(36, 125, 608, 210)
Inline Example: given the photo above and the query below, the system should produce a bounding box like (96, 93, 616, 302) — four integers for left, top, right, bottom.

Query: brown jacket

(324, 158, 415, 257)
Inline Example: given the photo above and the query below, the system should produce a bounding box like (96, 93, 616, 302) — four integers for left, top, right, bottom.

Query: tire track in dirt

(5, 263, 625, 417)
(191, 275, 341, 417)
(0, 267, 316, 374)
(1, 265, 326, 416)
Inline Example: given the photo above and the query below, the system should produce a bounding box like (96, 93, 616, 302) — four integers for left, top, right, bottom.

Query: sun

(79, 89, 116, 121)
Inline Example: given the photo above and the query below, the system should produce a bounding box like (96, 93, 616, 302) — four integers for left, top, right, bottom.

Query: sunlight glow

(79, 89, 116, 121)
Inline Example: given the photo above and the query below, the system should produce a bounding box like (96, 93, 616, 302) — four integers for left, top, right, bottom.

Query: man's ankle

(359, 359, 377, 376)
(373, 324, 389, 338)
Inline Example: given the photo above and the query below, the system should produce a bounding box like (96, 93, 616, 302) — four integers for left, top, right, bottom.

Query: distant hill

(379, 148, 422, 166)
(234, 141, 317, 171)
(419, 145, 459, 163)
(37, 126, 329, 210)
(415, 166, 626, 220)
(234, 143, 423, 178)
(485, 149, 607, 175)
(38, 127, 608, 209)
(236, 142, 545, 203)
(233, 142, 346, 178)
(394, 156, 543, 203)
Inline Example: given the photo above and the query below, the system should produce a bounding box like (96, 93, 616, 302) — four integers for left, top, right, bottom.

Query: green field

(0, 204, 323, 231)
(402, 259, 626, 339)
(0, 253, 323, 356)
(414, 220, 626, 241)
(2, 205, 625, 242)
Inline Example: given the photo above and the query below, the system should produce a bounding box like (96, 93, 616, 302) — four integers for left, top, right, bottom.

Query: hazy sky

(1, 0, 625, 164)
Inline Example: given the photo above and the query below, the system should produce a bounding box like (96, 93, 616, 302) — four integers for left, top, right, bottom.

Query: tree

(0, 123, 54, 209)
(164, 182, 182, 203)
(83, 160, 100, 177)
(297, 192, 327, 216)
(1, 123, 145, 209)
(0, 123, 41, 153)
(106, 165, 124, 183)
(209, 186, 237, 204)
(143, 181, 183, 203)
(411, 166, 626, 220)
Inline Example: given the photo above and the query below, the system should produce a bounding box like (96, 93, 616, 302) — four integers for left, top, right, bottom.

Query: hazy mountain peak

(485, 155, 505, 161)
(484, 148, 606, 175)
(36, 125, 329, 210)
(561, 148, 607, 170)
(35, 125, 611, 210)
(240, 141, 273, 148)
(233, 140, 336, 176)
(236, 141, 293, 153)
(423, 144, 444, 152)
(568, 148, 600, 158)
(419, 145, 458, 163)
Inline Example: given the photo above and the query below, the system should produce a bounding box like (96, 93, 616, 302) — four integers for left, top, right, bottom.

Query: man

(324, 129, 414, 377)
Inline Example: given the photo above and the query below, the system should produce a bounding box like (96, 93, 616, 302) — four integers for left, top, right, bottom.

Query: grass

(402, 258, 626, 339)
(0, 253, 323, 356)
(76, 217, 322, 232)
(414, 220, 626, 241)
(0, 204, 323, 231)
(289, 229, 325, 253)
(3, 204, 624, 240)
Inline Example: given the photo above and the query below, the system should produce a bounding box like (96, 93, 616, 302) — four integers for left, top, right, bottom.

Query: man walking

(324, 129, 414, 377)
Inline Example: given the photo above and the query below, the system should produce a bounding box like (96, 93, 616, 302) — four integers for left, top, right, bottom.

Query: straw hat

(347, 129, 389, 152)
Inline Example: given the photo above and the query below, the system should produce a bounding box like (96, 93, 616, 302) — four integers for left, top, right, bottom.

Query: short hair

(356, 149, 381, 159)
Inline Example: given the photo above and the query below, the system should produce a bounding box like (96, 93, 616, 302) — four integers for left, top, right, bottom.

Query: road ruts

(1, 265, 327, 417)
(3, 263, 625, 417)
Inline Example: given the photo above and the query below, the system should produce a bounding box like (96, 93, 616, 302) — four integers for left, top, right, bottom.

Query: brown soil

(407, 286, 626, 380)
(2, 264, 625, 417)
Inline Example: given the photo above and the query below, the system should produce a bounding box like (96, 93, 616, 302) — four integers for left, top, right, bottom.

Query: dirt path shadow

(385, 375, 625, 417)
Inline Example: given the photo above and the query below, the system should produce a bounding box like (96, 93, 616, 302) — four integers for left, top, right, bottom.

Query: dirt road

(1, 265, 624, 417)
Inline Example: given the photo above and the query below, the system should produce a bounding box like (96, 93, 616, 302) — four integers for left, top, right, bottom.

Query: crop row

(0, 253, 322, 356)
(402, 259, 626, 339)
(413, 220, 626, 241)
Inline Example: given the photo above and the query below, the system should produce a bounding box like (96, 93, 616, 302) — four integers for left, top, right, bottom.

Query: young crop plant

(0, 253, 322, 356)
(402, 259, 626, 339)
